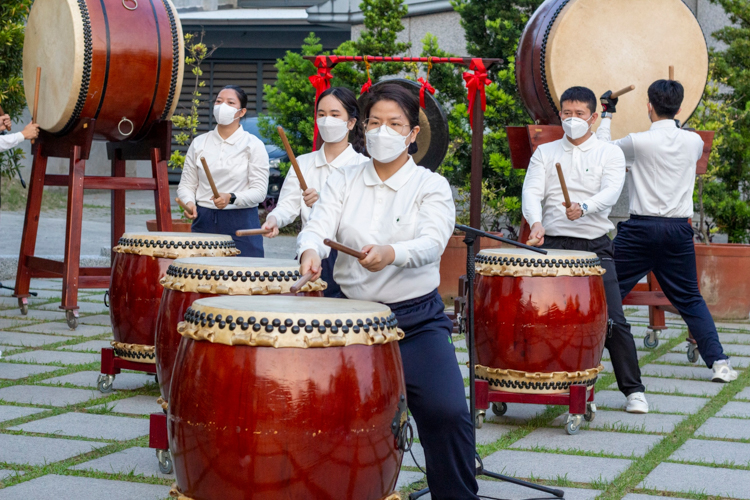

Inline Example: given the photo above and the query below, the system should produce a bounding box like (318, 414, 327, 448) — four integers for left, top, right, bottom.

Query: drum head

(477, 248, 604, 277)
(359, 79, 449, 172)
(173, 257, 298, 270)
(480, 248, 599, 261)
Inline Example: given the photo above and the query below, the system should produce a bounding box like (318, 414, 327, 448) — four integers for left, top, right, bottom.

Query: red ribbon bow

(418, 77, 435, 109)
(463, 58, 492, 129)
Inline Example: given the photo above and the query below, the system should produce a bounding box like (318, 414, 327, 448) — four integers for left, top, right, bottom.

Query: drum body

(169, 296, 407, 500)
(474, 249, 607, 394)
(516, 0, 708, 139)
(23, 0, 184, 141)
(154, 257, 327, 403)
(109, 233, 238, 364)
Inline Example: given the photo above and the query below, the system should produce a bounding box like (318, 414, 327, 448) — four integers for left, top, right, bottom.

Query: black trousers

(192, 205, 264, 257)
(614, 215, 728, 368)
(543, 235, 645, 396)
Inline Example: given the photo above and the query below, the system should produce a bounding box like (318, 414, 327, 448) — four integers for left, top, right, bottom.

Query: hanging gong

(358, 78, 449, 172)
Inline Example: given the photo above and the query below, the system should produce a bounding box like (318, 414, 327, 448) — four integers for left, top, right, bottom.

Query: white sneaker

(712, 360, 738, 383)
(626, 392, 649, 414)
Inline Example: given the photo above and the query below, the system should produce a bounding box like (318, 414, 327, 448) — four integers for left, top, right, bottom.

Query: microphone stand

(409, 225, 563, 500)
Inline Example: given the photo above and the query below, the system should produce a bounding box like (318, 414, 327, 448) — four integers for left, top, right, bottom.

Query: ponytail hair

(316, 87, 365, 154)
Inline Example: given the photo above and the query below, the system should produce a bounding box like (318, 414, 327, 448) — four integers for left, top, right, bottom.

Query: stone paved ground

(1, 282, 749, 499)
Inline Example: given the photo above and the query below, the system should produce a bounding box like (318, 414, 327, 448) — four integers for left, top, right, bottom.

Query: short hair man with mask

(522, 86, 648, 413)
(597, 80, 737, 383)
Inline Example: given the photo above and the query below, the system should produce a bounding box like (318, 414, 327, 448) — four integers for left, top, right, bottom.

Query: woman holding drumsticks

(177, 85, 270, 257)
(297, 84, 479, 499)
(262, 87, 368, 296)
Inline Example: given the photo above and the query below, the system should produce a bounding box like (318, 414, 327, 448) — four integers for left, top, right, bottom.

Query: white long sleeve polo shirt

(522, 133, 626, 239)
(0, 132, 24, 153)
(176, 126, 269, 210)
(297, 158, 455, 304)
(268, 143, 368, 229)
(597, 118, 703, 218)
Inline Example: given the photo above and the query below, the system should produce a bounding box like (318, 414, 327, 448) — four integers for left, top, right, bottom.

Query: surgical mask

(213, 103, 240, 126)
(366, 125, 411, 163)
(562, 116, 594, 140)
(317, 117, 350, 143)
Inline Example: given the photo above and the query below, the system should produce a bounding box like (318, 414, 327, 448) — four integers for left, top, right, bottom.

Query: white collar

(650, 119, 678, 130)
(314, 143, 357, 169)
(211, 124, 245, 145)
(363, 157, 418, 191)
(562, 133, 598, 152)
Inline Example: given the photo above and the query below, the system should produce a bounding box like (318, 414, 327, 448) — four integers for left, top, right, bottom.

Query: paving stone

(0, 319, 33, 331)
(455, 351, 469, 364)
(715, 401, 750, 418)
(70, 446, 172, 478)
(42, 371, 155, 390)
(641, 364, 723, 380)
(57, 340, 112, 352)
(603, 349, 647, 361)
(0, 308, 68, 321)
(0, 363, 61, 380)
(17, 322, 111, 337)
(715, 322, 750, 332)
(673, 342, 750, 357)
(482, 450, 631, 483)
(0, 288, 60, 300)
(622, 495, 692, 500)
(510, 427, 662, 458)
(459, 364, 469, 379)
(395, 470, 424, 490)
(453, 339, 466, 350)
(476, 423, 517, 445)
(719, 333, 750, 345)
(421, 481, 601, 500)
(0, 474, 170, 500)
(640, 462, 750, 499)
(77, 314, 113, 327)
(695, 417, 750, 440)
(3, 350, 98, 365)
(88, 395, 161, 415)
(0, 385, 97, 406)
(0, 405, 46, 423)
(655, 352, 750, 368)
(0, 331, 73, 346)
(11, 412, 149, 441)
(0, 434, 108, 466)
(590, 390, 708, 414)
(0, 297, 20, 309)
(484, 403, 549, 425)
(38, 301, 109, 314)
(613, 376, 723, 396)
(551, 410, 686, 433)
(0, 344, 19, 354)
(601, 360, 613, 372)
(736, 387, 750, 401)
(402, 442, 425, 468)
(0, 470, 23, 481)
(670, 438, 750, 466)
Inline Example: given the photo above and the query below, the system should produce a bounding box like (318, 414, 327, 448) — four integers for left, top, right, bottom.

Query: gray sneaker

(712, 360, 738, 383)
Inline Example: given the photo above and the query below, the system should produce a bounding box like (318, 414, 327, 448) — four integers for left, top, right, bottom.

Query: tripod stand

(409, 224, 564, 500)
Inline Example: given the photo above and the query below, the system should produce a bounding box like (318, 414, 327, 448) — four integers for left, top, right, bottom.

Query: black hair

(363, 84, 420, 155)
(648, 80, 684, 119)
(220, 85, 248, 109)
(316, 87, 365, 154)
(560, 86, 597, 114)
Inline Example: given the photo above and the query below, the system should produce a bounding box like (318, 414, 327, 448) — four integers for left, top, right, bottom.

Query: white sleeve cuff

(390, 243, 408, 267)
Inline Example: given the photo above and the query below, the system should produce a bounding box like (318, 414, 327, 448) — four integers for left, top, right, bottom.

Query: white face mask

(213, 103, 240, 126)
(562, 115, 594, 140)
(366, 125, 411, 163)
(317, 117, 350, 143)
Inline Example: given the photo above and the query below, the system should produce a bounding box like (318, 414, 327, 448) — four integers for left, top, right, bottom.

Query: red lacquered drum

(474, 248, 608, 394)
(169, 296, 407, 500)
(155, 257, 327, 404)
(109, 233, 239, 365)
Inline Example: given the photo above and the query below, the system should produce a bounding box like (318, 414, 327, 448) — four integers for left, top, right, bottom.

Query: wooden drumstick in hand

(175, 197, 191, 213)
(290, 272, 314, 294)
(526, 237, 540, 246)
(669, 65, 675, 80)
(31, 67, 41, 144)
(555, 163, 571, 208)
(236, 228, 272, 237)
(609, 85, 635, 99)
(277, 126, 309, 191)
(324, 239, 367, 260)
(200, 157, 221, 199)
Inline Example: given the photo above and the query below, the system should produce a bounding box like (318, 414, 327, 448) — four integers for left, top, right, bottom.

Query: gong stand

(13, 119, 173, 329)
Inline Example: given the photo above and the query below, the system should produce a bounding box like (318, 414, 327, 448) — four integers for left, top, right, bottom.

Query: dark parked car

(240, 116, 287, 211)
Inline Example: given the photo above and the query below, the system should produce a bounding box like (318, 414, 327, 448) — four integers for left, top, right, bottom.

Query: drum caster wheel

(491, 402, 507, 416)
(474, 409, 485, 429)
(97, 374, 115, 393)
(687, 344, 700, 363)
(584, 403, 596, 422)
(18, 298, 28, 315)
(156, 449, 173, 474)
(65, 310, 78, 330)
(643, 330, 659, 349)
(565, 414, 583, 435)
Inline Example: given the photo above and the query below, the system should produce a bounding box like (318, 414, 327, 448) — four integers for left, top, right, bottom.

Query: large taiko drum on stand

(516, 0, 708, 139)
(109, 233, 239, 365)
(169, 296, 407, 500)
(23, 0, 184, 141)
(474, 249, 608, 394)
(155, 257, 327, 405)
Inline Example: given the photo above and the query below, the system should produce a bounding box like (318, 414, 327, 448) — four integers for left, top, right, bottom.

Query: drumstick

(290, 272, 314, 294)
(324, 239, 367, 260)
(175, 197, 191, 213)
(31, 67, 41, 144)
(609, 85, 635, 99)
(200, 157, 221, 199)
(526, 237, 540, 246)
(236, 228, 272, 237)
(669, 65, 675, 80)
(555, 163, 571, 208)
(277, 126, 309, 191)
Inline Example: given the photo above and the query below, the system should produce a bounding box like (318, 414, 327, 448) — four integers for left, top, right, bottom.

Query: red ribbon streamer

(418, 77, 435, 109)
(309, 56, 333, 149)
(360, 79, 373, 95)
(463, 58, 492, 129)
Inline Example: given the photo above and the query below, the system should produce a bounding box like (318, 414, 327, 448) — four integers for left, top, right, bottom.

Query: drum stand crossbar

(13, 119, 174, 329)
(410, 225, 564, 500)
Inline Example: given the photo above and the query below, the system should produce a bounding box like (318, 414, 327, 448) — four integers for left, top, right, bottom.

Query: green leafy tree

(0, 0, 32, 179)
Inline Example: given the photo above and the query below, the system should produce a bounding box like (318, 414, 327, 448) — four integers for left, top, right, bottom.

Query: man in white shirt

(0, 113, 39, 152)
(523, 86, 648, 413)
(598, 80, 737, 383)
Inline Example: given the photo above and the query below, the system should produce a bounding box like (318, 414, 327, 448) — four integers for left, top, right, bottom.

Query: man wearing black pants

(597, 80, 737, 383)
(524, 86, 648, 413)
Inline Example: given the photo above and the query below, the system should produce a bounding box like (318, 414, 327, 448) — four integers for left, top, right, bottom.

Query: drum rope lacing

(166, 265, 303, 283)
(61, 0, 93, 135)
(160, 0, 180, 121)
(116, 237, 237, 250)
(476, 253, 601, 268)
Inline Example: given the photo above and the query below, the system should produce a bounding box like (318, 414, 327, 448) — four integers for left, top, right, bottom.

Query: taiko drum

(155, 257, 327, 404)
(169, 296, 408, 500)
(109, 233, 238, 364)
(473, 248, 608, 394)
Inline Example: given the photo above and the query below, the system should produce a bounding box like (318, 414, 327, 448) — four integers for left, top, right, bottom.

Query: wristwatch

(581, 203, 589, 217)
(229, 193, 236, 205)
(601, 112, 613, 119)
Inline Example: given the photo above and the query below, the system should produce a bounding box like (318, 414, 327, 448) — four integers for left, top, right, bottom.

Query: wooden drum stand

(13, 119, 173, 329)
